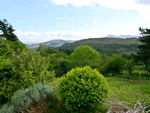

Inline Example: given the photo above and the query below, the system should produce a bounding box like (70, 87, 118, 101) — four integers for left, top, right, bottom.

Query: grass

(46, 75, 150, 112)
(107, 76, 150, 104)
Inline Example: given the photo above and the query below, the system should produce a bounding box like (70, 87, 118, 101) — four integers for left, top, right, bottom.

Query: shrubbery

(0, 81, 53, 113)
(1, 47, 55, 105)
(11, 47, 55, 88)
(57, 66, 109, 113)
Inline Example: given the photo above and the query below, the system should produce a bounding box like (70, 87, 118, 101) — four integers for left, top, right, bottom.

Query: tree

(136, 27, 150, 72)
(69, 45, 101, 68)
(0, 19, 18, 41)
(37, 43, 57, 57)
(123, 59, 135, 74)
(59, 49, 74, 55)
(107, 54, 126, 75)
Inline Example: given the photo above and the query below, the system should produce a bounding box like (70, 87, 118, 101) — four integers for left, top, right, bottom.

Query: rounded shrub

(57, 66, 109, 113)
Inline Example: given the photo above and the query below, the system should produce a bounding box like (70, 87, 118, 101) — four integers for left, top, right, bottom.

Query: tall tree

(0, 19, 18, 41)
(69, 45, 102, 68)
(136, 27, 150, 72)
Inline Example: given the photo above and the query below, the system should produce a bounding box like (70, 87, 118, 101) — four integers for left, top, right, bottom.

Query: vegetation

(57, 66, 109, 113)
(55, 38, 141, 56)
(0, 19, 149, 113)
(0, 81, 53, 113)
(0, 19, 19, 42)
(135, 27, 150, 72)
(107, 54, 126, 75)
(69, 45, 102, 69)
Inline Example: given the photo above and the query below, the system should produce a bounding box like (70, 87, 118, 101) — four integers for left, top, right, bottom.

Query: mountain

(106, 35, 139, 38)
(27, 39, 75, 50)
(23, 42, 41, 45)
(54, 37, 141, 55)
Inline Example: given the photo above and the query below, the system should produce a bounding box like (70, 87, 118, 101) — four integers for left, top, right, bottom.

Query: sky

(1, 0, 150, 43)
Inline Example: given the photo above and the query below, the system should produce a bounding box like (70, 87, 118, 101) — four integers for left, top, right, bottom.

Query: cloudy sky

(1, 0, 150, 43)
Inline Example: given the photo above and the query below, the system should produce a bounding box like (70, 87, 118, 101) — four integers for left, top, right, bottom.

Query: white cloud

(135, 0, 150, 5)
(56, 17, 69, 20)
(93, 20, 98, 24)
(14, 30, 106, 43)
(47, 0, 150, 20)
(113, 25, 150, 36)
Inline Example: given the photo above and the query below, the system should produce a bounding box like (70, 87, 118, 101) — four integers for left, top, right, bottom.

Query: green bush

(0, 52, 23, 105)
(11, 47, 55, 89)
(0, 81, 53, 113)
(0, 102, 16, 113)
(0, 47, 55, 104)
(57, 66, 109, 113)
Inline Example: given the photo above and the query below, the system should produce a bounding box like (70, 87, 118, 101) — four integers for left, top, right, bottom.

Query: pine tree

(136, 27, 150, 72)
(0, 19, 18, 41)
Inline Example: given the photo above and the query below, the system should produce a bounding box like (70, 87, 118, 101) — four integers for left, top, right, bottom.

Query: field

(45, 75, 150, 112)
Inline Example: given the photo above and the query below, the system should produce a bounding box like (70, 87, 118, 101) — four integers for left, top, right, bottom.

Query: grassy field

(107, 76, 150, 104)
(45, 75, 150, 112)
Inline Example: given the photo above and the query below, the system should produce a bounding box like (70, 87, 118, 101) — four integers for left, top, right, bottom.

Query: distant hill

(106, 35, 139, 38)
(54, 37, 141, 55)
(27, 39, 75, 50)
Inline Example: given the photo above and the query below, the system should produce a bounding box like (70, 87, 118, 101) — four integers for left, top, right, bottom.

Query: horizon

(1, 0, 150, 43)
(24, 36, 139, 45)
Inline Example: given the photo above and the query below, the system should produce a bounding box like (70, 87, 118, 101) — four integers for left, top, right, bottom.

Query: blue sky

(1, 0, 150, 43)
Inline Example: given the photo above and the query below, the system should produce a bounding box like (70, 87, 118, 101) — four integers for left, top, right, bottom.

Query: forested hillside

(54, 37, 141, 55)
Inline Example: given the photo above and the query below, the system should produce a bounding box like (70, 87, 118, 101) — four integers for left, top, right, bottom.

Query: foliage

(58, 49, 74, 55)
(56, 38, 141, 56)
(54, 59, 75, 78)
(136, 27, 150, 72)
(122, 59, 135, 74)
(11, 47, 55, 90)
(0, 52, 11, 79)
(0, 102, 16, 113)
(0, 51, 23, 105)
(0, 81, 53, 113)
(147, 58, 150, 73)
(57, 66, 109, 113)
(107, 54, 126, 75)
(69, 45, 102, 69)
(37, 43, 57, 56)
(97, 54, 110, 75)
(0, 19, 19, 41)
(53, 51, 68, 59)
(123, 71, 130, 78)
(0, 36, 26, 57)
(48, 51, 70, 77)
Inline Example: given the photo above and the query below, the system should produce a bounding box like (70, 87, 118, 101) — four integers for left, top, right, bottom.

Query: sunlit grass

(107, 76, 150, 104)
